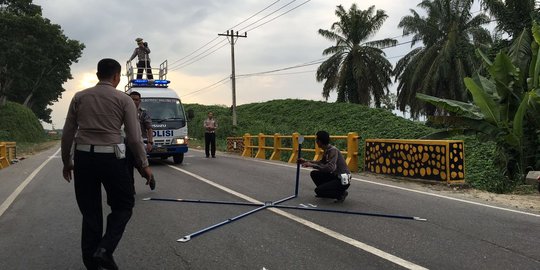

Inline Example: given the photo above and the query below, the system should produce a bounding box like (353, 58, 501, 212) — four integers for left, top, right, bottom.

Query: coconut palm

(394, 0, 492, 118)
(481, 0, 539, 87)
(316, 4, 396, 107)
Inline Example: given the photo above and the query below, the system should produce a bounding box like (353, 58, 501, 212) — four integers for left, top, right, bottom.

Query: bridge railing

(0, 141, 15, 169)
(239, 132, 359, 172)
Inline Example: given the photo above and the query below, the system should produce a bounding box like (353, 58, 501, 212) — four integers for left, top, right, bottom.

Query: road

(0, 144, 539, 269)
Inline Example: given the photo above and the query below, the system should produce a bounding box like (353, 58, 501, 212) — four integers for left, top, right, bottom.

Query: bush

(0, 101, 46, 143)
(185, 99, 506, 191)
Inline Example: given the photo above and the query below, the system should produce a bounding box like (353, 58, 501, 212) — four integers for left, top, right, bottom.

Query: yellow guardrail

(240, 132, 359, 172)
(0, 141, 16, 169)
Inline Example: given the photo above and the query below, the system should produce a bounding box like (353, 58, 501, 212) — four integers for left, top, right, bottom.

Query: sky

(32, 0, 478, 130)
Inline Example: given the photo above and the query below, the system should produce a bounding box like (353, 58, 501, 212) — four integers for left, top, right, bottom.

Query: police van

(124, 60, 191, 164)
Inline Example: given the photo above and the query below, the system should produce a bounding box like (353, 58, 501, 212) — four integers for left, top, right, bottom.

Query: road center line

(167, 164, 428, 270)
(0, 148, 61, 218)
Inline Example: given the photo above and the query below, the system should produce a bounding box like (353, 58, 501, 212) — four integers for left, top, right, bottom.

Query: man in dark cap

(128, 37, 153, 79)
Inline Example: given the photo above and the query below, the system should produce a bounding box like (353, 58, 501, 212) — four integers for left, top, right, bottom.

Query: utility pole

(218, 29, 247, 127)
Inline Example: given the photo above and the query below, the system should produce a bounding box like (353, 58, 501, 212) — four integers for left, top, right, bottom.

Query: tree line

(0, 0, 84, 123)
(316, 0, 540, 186)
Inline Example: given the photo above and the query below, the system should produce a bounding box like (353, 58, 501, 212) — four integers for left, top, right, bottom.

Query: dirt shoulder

(357, 172, 540, 215)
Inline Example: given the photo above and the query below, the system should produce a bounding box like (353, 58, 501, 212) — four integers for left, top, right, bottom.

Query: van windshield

(141, 98, 186, 123)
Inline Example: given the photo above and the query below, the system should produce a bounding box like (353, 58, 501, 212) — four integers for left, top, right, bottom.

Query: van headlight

(174, 136, 188, 144)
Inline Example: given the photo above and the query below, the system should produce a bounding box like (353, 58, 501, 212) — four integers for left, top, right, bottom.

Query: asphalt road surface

(0, 144, 539, 270)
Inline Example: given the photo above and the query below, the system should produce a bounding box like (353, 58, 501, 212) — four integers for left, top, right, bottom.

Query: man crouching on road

(61, 58, 152, 270)
(298, 130, 351, 203)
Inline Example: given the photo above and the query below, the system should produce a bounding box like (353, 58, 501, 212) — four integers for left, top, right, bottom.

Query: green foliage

(186, 99, 503, 191)
(0, 101, 46, 142)
(417, 22, 540, 191)
(394, 0, 492, 118)
(0, 0, 84, 123)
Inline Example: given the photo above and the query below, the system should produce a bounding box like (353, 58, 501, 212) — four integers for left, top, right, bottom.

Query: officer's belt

(76, 144, 115, 153)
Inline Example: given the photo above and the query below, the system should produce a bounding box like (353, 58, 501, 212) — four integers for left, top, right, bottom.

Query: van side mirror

(187, 109, 194, 121)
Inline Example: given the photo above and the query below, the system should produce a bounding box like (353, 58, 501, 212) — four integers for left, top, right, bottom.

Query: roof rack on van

(124, 60, 169, 92)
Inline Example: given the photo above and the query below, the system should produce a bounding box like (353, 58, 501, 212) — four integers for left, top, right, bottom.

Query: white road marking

(0, 148, 61, 218)
(167, 165, 428, 270)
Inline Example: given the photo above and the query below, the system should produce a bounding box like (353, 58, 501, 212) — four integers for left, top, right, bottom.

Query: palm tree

(316, 4, 396, 107)
(394, 0, 492, 118)
(481, 0, 538, 39)
(481, 0, 539, 87)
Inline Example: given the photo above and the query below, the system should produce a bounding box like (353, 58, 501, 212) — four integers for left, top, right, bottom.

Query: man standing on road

(203, 111, 218, 158)
(61, 58, 152, 270)
(298, 130, 351, 203)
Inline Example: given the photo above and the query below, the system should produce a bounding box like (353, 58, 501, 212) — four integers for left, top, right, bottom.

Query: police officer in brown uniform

(61, 58, 152, 270)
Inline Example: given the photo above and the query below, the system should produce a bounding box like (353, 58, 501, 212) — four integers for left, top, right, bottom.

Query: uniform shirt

(61, 81, 149, 168)
(311, 144, 350, 175)
(138, 107, 152, 139)
(203, 118, 218, 133)
(129, 46, 151, 62)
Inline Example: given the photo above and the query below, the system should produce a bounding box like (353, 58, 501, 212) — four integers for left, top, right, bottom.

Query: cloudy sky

(32, 0, 480, 129)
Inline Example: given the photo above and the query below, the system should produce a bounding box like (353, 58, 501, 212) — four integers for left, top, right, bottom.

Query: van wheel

(173, 154, 184, 164)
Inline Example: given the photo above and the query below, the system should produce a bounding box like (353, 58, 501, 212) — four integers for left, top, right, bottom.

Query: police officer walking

(61, 58, 152, 270)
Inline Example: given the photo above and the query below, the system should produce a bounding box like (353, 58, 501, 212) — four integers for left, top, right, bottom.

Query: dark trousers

(310, 170, 349, 199)
(136, 60, 153, 79)
(205, 132, 216, 157)
(73, 150, 134, 269)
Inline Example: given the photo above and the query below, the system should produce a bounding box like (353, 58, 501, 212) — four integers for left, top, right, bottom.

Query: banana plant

(417, 21, 540, 183)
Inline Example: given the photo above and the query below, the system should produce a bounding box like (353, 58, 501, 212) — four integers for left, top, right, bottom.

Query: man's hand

(62, 164, 74, 183)
(145, 143, 153, 152)
(141, 166, 153, 184)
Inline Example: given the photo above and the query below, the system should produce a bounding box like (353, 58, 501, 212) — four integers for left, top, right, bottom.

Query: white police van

(125, 60, 190, 164)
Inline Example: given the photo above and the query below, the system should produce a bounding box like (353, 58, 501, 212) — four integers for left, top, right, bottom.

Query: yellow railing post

(255, 133, 266, 159)
(241, 133, 252, 157)
(346, 132, 359, 172)
(0, 143, 9, 169)
(269, 133, 282, 161)
(288, 132, 300, 163)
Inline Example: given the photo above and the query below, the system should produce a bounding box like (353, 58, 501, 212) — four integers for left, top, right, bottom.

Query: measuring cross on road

(144, 136, 427, 242)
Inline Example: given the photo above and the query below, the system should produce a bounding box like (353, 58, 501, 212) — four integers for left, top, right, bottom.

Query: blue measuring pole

(143, 197, 262, 207)
(272, 205, 427, 221)
(294, 137, 303, 197)
(177, 204, 270, 242)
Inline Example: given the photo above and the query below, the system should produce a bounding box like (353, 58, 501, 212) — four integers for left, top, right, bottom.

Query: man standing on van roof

(61, 58, 152, 270)
(128, 37, 153, 80)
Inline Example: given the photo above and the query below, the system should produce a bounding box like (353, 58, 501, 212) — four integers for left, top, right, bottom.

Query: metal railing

(240, 132, 359, 172)
(0, 141, 15, 169)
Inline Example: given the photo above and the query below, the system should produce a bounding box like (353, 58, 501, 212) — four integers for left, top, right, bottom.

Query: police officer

(128, 37, 153, 80)
(298, 131, 351, 203)
(61, 58, 152, 270)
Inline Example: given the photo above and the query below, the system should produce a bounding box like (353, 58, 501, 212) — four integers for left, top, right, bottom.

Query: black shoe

(211, 155, 216, 158)
(93, 248, 118, 270)
(149, 174, 156, 190)
(335, 191, 348, 203)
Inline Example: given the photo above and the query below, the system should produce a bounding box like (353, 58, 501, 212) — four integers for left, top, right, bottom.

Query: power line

(170, 0, 312, 72)
(168, 1, 284, 70)
(169, 40, 229, 71)
(181, 76, 230, 98)
(244, 0, 311, 33)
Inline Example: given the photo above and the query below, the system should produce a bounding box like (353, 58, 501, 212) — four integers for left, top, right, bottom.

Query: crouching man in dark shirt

(298, 130, 351, 203)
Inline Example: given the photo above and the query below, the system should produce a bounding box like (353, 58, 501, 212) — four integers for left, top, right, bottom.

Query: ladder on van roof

(124, 60, 169, 92)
